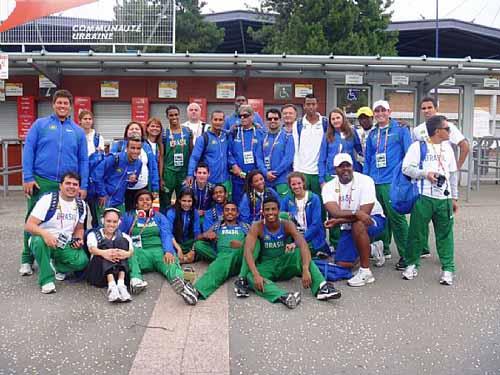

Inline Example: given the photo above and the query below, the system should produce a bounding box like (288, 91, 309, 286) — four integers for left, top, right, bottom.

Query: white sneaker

(117, 284, 132, 302)
(348, 268, 375, 287)
(402, 265, 418, 280)
(439, 271, 454, 286)
(107, 284, 120, 302)
(130, 278, 148, 295)
(55, 272, 66, 281)
(384, 254, 392, 260)
(371, 241, 385, 267)
(19, 263, 33, 276)
(41, 282, 56, 294)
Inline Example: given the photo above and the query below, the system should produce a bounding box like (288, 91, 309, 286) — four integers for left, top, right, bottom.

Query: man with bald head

(183, 102, 208, 145)
(224, 95, 264, 131)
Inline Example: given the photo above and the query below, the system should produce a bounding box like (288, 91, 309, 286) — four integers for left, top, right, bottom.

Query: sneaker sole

(420, 254, 431, 258)
(439, 280, 453, 286)
(130, 284, 146, 295)
(181, 289, 198, 305)
(171, 278, 185, 295)
(234, 290, 250, 298)
(41, 288, 56, 294)
(348, 277, 375, 287)
(317, 291, 342, 300)
(402, 272, 417, 280)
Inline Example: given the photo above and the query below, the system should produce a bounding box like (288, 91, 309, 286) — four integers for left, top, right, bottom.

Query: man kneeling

(25, 172, 89, 294)
(243, 196, 341, 309)
(322, 154, 386, 287)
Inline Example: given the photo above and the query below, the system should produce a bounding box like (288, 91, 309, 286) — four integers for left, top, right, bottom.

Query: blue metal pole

(435, 0, 439, 58)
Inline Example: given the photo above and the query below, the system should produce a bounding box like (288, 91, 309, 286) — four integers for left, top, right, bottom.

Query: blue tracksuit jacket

(224, 112, 264, 131)
(363, 119, 412, 184)
(262, 129, 294, 187)
(187, 129, 229, 184)
(318, 129, 363, 183)
(95, 151, 142, 207)
(280, 191, 328, 251)
(228, 126, 267, 176)
(23, 114, 89, 189)
(165, 208, 201, 247)
(239, 187, 280, 225)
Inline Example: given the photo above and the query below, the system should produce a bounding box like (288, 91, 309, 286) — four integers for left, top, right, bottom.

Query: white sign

(483, 77, 500, 88)
(0, 54, 7, 80)
(391, 74, 409, 86)
(100, 81, 119, 98)
(158, 81, 177, 98)
(294, 83, 313, 98)
(216, 81, 236, 99)
(5, 82, 22, 96)
(473, 109, 491, 137)
(39, 75, 56, 89)
(345, 73, 363, 85)
(440, 77, 456, 86)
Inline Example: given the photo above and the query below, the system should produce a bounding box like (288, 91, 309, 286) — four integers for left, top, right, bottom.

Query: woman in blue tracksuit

(318, 108, 363, 187)
(280, 171, 330, 257)
(165, 188, 201, 264)
(239, 170, 280, 225)
(110, 121, 160, 211)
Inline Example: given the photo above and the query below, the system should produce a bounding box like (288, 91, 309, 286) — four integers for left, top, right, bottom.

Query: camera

(435, 174, 446, 188)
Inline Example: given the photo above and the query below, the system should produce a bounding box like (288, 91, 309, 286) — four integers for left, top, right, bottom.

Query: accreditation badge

(243, 151, 254, 165)
(375, 153, 387, 168)
(173, 153, 184, 167)
(264, 156, 271, 170)
(131, 235, 143, 248)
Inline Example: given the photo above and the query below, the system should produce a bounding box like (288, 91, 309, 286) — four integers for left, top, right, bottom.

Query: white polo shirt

(183, 120, 204, 145)
(413, 121, 465, 146)
(85, 129, 105, 156)
(293, 114, 324, 174)
(322, 172, 384, 216)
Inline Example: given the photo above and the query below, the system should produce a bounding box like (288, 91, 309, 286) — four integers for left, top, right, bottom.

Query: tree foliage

(250, 0, 398, 56)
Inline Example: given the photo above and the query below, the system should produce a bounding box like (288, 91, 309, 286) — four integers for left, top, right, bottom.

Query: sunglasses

(439, 126, 451, 132)
(239, 113, 251, 119)
(267, 117, 280, 121)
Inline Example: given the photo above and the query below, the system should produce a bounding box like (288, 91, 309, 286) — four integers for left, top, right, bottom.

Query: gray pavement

(1, 187, 500, 374)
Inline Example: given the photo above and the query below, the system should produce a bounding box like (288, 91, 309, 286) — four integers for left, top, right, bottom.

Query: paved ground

(1, 186, 500, 375)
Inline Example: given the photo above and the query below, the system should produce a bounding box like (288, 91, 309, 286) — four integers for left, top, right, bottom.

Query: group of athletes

(20, 88, 469, 308)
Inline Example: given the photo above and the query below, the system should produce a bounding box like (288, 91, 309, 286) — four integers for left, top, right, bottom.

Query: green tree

(250, 0, 398, 56)
(112, 0, 223, 53)
(175, 0, 224, 53)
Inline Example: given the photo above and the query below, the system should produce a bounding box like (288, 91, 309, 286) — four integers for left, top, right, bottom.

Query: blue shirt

(262, 129, 295, 186)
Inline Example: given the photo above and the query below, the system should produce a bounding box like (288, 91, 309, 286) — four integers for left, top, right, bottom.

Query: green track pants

(128, 246, 184, 282)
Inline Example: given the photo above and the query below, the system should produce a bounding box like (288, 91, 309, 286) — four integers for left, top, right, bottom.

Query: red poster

(189, 97, 207, 122)
(73, 96, 92, 124)
(17, 96, 37, 140)
(248, 98, 264, 121)
(131, 97, 149, 126)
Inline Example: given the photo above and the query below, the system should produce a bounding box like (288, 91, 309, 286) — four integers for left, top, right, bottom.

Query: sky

(202, 0, 500, 29)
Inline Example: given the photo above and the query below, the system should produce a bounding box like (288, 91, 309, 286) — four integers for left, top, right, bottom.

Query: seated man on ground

(242, 196, 341, 309)
(322, 154, 386, 287)
(25, 172, 89, 294)
(120, 190, 198, 305)
(193, 202, 249, 300)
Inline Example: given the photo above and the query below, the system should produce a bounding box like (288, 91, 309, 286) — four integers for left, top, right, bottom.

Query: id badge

(243, 151, 254, 165)
(173, 153, 184, 167)
(131, 235, 143, 248)
(375, 153, 387, 168)
(264, 156, 271, 170)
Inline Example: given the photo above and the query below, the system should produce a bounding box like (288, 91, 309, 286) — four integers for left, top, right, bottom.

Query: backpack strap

(94, 228, 104, 245)
(76, 197, 85, 221)
(93, 133, 100, 148)
(419, 141, 427, 194)
(43, 191, 60, 222)
(201, 131, 210, 159)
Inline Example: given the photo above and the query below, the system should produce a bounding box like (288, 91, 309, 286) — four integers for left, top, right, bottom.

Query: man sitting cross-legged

(193, 202, 250, 299)
(243, 196, 341, 309)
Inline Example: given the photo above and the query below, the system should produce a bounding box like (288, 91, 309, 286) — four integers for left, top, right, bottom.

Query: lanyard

(294, 191, 308, 227)
(194, 181, 210, 209)
(129, 214, 151, 236)
(376, 125, 390, 154)
(264, 131, 282, 158)
(430, 142, 446, 174)
(169, 128, 185, 154)
(241, 126, 255, 153)
(337, 178, 354, 209)
(252, 190, 265, 220)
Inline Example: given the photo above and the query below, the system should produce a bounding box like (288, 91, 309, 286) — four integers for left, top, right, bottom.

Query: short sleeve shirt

(87, 228, 134, 251)
(413, 121, 465, 146)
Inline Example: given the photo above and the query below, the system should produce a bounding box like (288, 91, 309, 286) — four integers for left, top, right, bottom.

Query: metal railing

(472, 137, 500, 192)
(0, 138, 23, 199)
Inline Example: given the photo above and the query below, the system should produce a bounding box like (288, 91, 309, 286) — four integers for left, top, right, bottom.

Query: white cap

(372, 100, 390, 111)
(333, 153, 353, 167)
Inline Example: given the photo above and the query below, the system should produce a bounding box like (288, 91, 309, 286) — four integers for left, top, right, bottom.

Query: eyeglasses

(439, 126, 451, 132)
(267, 117, 280, 121)
(374, 108, 388, 113)
(239, 113, 251, 119)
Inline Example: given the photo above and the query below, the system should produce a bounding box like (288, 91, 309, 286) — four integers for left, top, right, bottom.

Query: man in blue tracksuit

(94, 137, 143, 218)
(224, 95, 264, 131)
(186, 110, 230, 194)
(263, 108, 294, 200)
(20, 89, 89, 276)
(363, 100, 412, 269)
(228, 105, 267, 205)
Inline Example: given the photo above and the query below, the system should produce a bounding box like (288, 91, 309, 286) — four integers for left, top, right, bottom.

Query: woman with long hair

(239, 170, 280, 225)
(110, 121, 160, 211)
(318, 108, 362, 187)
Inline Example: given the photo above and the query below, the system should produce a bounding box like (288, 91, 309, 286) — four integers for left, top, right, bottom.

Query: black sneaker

(181, 282, 198, 306)
(317, 282, 341, 300)
(395, 258, 407, 271)
(234, 277, 250, 298)
(279, 292, 301, 309)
